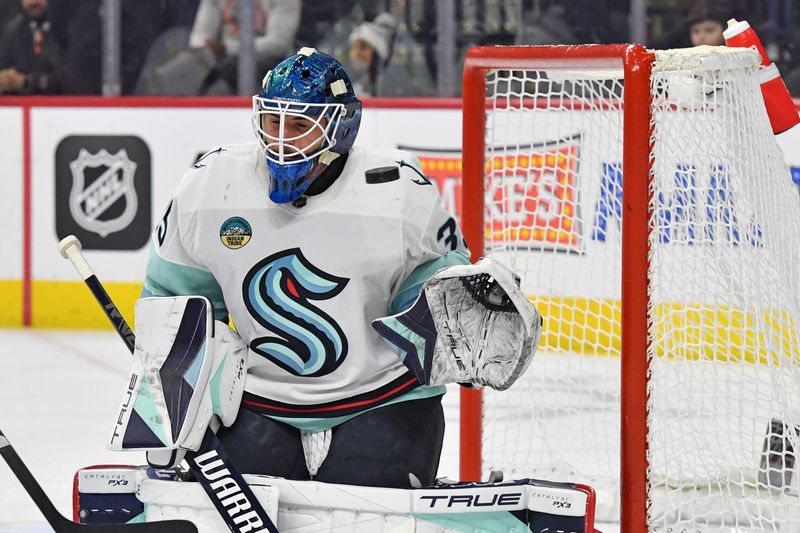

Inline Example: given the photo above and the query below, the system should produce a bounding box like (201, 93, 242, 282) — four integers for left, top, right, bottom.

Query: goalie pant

(215, 394, 445, 488)
(74, 467, 599, 533)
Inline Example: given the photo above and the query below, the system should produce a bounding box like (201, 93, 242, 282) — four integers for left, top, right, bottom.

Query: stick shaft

(0, 431, 68, 530)
(84, 273, 135, 353)
(59, 237, 135, 353)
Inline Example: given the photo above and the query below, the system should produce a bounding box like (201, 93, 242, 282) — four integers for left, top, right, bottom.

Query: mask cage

(252, 97, 345, 165)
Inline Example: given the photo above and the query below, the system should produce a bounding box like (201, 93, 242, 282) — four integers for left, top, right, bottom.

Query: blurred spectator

(347, 13, 396, 97)
(0, 0, 63, 94)
(48, 0, 168, 94)
(378, 30, 436, 97)
(297, 0, 357, 49)
(687, 0, 747, 47)
(141, 0, 300, 95)
(48, 0, 102, 94)
(517, 3, 579, 46)
(190, 0, 300, 94)
(0, 0, 20, 31)
(164, 0, 202, 28)
(135, 26, 196, 95)
(688, 2, 725, 46)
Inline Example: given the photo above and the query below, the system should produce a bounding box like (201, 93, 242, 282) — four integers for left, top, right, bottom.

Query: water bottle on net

(723, 18, 799, 134)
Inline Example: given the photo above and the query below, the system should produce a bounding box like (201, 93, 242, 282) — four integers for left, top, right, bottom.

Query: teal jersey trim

(414, 511, 528, 532)
(391, 251, 471, 314)
(267, 385, 447, 432)
(379, 315, 430, 370)
(125, 513, 146, 524)
(143, 243, 229, 321)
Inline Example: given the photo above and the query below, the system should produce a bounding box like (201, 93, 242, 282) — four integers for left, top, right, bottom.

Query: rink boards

(2, 97, 800, 339)
(0, 98, 462, 328)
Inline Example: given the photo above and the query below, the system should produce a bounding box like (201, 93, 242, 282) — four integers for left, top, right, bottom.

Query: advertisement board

(1, 97, 799, 329)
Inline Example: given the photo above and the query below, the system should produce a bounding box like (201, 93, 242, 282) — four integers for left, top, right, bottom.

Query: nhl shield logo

(68, 148, 138, 238)
(56, 135, 151, 250)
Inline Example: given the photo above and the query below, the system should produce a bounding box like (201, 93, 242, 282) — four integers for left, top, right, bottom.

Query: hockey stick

(58, 235, 279, 533)
(0, 428, 197, 532)
(57, 236, 135, 353)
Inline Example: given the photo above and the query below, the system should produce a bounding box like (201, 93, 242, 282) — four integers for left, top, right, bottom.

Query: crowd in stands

(1, 0, 799, 97)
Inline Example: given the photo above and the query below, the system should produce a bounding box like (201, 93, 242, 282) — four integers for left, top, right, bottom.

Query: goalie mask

(252, 48, 362, 204)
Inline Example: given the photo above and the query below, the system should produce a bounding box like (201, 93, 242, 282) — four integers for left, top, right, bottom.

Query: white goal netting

(475, 46, 800, 531)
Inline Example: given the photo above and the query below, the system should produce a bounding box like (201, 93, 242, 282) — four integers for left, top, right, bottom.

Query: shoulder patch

(365, 166, 400, 184)
(220, 216, 252, 249)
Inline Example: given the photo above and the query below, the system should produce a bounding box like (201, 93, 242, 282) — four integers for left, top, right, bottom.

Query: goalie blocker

(373, 257, 542, 391)
(74, 465, 599, 532)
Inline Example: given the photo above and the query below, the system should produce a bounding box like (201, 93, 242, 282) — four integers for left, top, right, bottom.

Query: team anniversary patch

(220, 217, 252, 249)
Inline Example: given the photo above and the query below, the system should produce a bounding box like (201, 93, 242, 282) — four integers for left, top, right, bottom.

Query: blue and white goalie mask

(252, 48, 362, 204)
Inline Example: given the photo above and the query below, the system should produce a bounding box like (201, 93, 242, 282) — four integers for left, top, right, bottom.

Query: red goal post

(460, 44, 654, 532)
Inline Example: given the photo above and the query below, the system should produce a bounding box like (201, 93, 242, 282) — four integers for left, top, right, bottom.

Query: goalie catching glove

(108, 296, 248, 467)
(372, 257, 542, 390)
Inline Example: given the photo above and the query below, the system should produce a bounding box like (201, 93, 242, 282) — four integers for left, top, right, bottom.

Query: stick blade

(1, 432, 198, 533)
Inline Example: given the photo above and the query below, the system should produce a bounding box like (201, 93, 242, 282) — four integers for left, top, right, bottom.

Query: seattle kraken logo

(243, 249, 349, 377)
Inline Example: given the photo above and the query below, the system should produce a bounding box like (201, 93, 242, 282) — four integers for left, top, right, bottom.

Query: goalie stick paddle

(58, 235, 279, 533)
(0, 428, 197, 533)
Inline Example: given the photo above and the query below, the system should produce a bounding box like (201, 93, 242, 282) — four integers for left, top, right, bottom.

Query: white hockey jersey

(145, 143, 469, 425)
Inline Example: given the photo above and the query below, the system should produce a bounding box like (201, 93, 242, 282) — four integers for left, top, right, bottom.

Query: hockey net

(460, 44, 800, 531)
